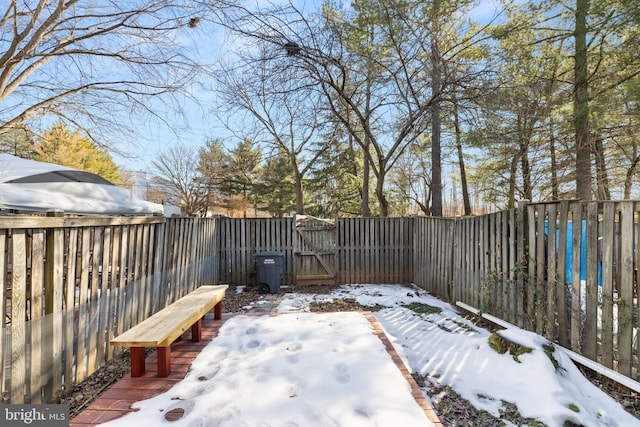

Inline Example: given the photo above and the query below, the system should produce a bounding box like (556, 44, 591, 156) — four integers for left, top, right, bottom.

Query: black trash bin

(254, 251, 285, 294)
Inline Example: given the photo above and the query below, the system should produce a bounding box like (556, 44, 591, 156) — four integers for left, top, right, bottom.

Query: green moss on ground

(544, 344, 560, 370)
(488, 333, 533, 363)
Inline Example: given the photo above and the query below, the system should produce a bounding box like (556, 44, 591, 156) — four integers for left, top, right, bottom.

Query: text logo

(2, 405, 69, 426)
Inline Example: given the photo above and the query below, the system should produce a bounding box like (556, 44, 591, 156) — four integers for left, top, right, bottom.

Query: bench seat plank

(110, 285, 228, 377)
(111, 285, 227, 348)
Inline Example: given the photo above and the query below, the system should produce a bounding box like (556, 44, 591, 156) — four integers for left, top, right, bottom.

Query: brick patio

(70, 311, 441, 426)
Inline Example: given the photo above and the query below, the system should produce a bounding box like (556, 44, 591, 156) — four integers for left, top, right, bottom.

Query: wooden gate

(294, 218, 337, 285)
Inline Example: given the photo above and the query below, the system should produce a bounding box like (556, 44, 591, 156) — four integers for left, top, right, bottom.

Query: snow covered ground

(101, 284, 640, 427)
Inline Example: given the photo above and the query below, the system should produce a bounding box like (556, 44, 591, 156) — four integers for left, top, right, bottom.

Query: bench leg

(130, 347, 146, 377)
(191, 318, 202, 342)
(157, 346, 171, 377)
(214, 300, 223, 320)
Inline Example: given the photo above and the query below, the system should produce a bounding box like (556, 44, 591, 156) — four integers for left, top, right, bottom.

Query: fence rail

(2, 201, 640, 403)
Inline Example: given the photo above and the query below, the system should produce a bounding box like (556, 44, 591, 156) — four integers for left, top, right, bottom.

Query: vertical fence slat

(44, 223, 64, 402)
(96, 227, 111, 369)
(29, 230, 44, 403)
(527, 205, 536, 329)
(635, 202, 640, 379)
(546, 204, 558, 340)
(584, 203, 599, 360)
(601, 203, 615, 368)
(570, 203, 583, 353)
(516, 202, 527, 329)
(11, 229, 27, 403)
(556, 201, 570, 347)
(509, 208, 518, 324)
(618, 201, 634, 375)
(64, 228, 78, 385)
(0, 229, 6, 400)
(535, 205, 546, 334)
(87, 227, 101, 376)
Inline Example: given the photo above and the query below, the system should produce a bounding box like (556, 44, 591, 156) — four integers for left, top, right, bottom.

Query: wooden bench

(110, 284, 228, 377)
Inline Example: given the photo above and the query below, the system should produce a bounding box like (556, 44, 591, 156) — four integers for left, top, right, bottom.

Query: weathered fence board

(584, 203, 598, 360)
(618, 202, 634, 376)
(570, 203, 583, 352)
(600, 203, 615, 369)
(556, 201, 569, 347)
(11, 229, 27, 403)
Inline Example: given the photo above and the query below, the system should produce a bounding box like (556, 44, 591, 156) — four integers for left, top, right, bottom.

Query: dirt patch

(60, 351, 132, 418)
(222, 284, 269, 312)
(310, 297, 385, 312)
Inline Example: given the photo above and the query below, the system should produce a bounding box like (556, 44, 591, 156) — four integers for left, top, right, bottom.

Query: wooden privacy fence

(216, 217, 415, 286)
(1, 215, 417, 404)
(337, 217, 414, 284)
(1, 216, 219, 404)
(3, 202, 640, 403)
(413, 208, 521, 324)
(414, 200, 640, 382)
(216, 218, 296, 286)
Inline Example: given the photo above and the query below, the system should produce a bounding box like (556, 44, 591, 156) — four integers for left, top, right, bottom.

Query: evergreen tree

(36, 122, 121, 184)
(256, 149, 296, 218)
(306, 129, 365, 217)
(0, 124, 36, 158)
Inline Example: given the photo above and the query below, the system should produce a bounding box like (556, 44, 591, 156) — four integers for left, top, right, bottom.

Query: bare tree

(218, 2, 432, 216)
(219, 1, 490, 216)
(213, 43, 329, 215)
(0, 1, 221, 149)
(153, 144, 207, 216)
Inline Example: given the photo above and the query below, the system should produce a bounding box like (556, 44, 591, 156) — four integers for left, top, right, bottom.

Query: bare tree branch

(0, 0, 225, 149)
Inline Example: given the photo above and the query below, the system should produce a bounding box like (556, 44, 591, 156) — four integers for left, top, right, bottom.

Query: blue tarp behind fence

(545, 220, 602, 286)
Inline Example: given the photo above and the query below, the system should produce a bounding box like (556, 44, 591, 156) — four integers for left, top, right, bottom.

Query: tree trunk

(521, 143, 532, 201)
(294, 171, 305, 214)
(454, 101, 471, 215)
(593, 134, 610, 200)
(430, 16, 443, 217)
(574, 0, 592, 200)
(361, 53, 374, 218)
(549, 117, 560, 200)
(376, 166, 389, 217)
(624, 156, 640, 199)
(508, 154, 519, 209)
(362, 138, 371, 217)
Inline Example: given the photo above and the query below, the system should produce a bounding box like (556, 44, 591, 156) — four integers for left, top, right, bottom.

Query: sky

(98, 284, 639, 427)
(112, 0, 505, 175)
(112, 0, 318, 175)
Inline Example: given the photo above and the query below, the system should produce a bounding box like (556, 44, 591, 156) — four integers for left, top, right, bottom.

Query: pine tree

(36, 122, 121, 184)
